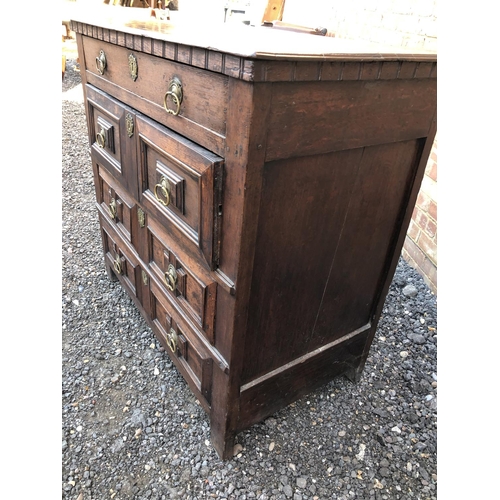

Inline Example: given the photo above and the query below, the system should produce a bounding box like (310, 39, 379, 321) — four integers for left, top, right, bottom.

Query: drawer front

(93, 158, 136, 245)
(136, 114, 224, 271)
(100, 221, 140, 301)
(149, 278, 214, 407)
(147, 217, 217, 345)
(86, 84, 139, 198)
(99, 215, 153, 319)
(81, 36, 228, 156)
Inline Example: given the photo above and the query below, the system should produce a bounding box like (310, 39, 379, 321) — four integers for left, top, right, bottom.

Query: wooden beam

(261, 0, 286, 23)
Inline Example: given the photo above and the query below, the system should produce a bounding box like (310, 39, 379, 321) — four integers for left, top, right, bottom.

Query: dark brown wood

(82, 36, 229, 156)
(71, 15, 437, 460)
(87, 85, 140, 199)
(147, 216, 218, 344)
(265, 79, 437, 160)
(238, 325, 371, 431)
(135, 113, 224, 270)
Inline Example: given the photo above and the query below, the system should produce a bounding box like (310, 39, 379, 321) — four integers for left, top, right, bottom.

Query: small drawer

(149, 278, 214, 407)
(86, 84, 139, 198)
(93, 158, 135, 244)
(99, 216, 152, 316)
(100, 221, 140, 300)
(81, 36, 228, 156)
(147, 216, 217, 345)
(136, 114, 224, 271)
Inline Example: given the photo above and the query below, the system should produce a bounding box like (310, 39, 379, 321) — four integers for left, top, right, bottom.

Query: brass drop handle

(96, 128, 106, 148)
(163, 77, 183, 116)
(96, 50, 107, 75)
(108, 198, 117, 219)
(164, 264, 178, 292)
(166, 328, 178, 353)
(113, 254, 122, 275)
(154, 176, 171, 207)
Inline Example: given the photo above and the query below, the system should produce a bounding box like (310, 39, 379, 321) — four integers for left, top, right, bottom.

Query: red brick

(402, 245, 425, 279)
(404, 235, 427, 270)
(427, 161, 437, 182)
(417, 231, 437, 265)
(414, 208, 429, 232)
(416, 191, 431, 212)
(424, 217, 437, 238)
(420, 259, 437, 295)
(428, 200, 437, 221)
(421, 255, 437, 281)
(407, 219, 420, 241)
(402, 247, 415, 268)
(403, 238, 438, 294)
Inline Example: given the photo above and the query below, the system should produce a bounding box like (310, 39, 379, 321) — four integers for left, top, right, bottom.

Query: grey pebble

(408, 333, 426, 344)
(62, 63, 437, 500)
(296, 477, 307, 488)
(379, 467, 390, 477)
(402, 284, 418, 297)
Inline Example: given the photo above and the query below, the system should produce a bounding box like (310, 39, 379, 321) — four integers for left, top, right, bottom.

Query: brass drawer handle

(108, 198, 117, 219)
(166, 328, 178, 353)
(164, 264, 178, 292)
(163, 77, 183, 116)
(96, 128, 106, 148)
(113, 254, 122, 275)
(95, 50, 107, 75)
(154, 176, 171, 207)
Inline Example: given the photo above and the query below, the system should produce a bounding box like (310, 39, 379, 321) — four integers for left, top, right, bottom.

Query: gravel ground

(62, 61, 437, 500)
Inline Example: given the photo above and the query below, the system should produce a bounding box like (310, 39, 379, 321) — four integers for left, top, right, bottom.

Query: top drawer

(81, 36, 229, 157)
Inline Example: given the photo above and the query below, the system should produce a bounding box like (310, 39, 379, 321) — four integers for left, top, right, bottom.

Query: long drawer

(81, 36, 228, 156)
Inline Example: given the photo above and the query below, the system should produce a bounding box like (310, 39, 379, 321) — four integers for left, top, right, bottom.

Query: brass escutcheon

(154, 176, 171, 207)
(166, 328, 178, 353)
(113, 254, 122, 275)
(96, 128, 106, 148)
(108, 198, 117, 219)
(128, 53, 138, 81)
(125, 113, 134, 138)
(141, 270, 148, 286)
(95, 50, 107, 75)
(164, 264, 178, 292)
(163, 77, 183, 116)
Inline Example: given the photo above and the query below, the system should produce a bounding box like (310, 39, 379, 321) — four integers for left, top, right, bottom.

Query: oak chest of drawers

(70, 12, 437, 460)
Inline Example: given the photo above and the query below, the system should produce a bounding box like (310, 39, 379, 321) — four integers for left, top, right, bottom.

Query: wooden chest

(70, 11, 437, 460)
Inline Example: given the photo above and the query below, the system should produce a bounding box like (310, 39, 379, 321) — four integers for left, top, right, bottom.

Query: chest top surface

(70, 6, 437, 63)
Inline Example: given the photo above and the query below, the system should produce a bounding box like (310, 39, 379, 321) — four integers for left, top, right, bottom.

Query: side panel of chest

(242, 138, 424, 383)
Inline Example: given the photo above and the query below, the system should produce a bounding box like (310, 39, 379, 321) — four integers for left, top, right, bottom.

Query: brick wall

(402, 141, 437, 294)
(282, 0, 437, 51)
(282, 0, 438, 294)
